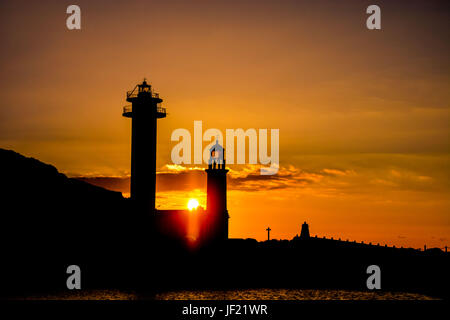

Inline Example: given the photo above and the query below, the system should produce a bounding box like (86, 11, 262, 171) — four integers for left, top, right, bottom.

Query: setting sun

(187, 199, 199, 211)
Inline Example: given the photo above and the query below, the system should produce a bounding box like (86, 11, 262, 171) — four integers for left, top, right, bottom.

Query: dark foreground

(0, 148, 448, 300)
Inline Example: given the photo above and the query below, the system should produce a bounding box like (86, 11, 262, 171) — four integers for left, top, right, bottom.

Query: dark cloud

(77, 165, 324, 194)
(78, 170, 206, 194)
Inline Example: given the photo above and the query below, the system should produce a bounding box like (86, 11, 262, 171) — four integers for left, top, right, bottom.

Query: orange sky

(0, 0, 449, 248)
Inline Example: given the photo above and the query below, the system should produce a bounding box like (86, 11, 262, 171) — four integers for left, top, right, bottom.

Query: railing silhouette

(122, 105, 166, 116)
(123, 105, 132, 114)
(157, 105, 166, 114)
(126, 90, 160, 99)
(306, 234, 431, 251)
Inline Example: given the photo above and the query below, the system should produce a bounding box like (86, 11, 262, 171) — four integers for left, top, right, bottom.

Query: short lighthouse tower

(205, 141, 229, 242)
(123, 79, 166, 214)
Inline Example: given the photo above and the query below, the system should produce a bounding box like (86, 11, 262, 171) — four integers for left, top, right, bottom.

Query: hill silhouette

(0, 148, 124, 205)
(0, 148, 126, 242)
(0, 148, 131, 294)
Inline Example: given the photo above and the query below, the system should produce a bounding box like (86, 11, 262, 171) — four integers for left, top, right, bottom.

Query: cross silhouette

(266, 227, 271, 241)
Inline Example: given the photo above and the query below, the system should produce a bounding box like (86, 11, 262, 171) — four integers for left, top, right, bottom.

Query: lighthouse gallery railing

(122, 105, 166, 115)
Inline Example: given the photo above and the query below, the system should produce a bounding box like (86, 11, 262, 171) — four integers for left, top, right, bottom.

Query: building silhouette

(300, 221, 310, 239)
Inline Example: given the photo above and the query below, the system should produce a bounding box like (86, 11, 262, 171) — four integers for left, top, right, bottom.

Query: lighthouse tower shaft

(204, 142, 229, 241)
(123, 80, 166, 214)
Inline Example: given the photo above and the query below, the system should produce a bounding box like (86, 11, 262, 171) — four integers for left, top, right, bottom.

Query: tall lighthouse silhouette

(123, 79, 166, 214)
